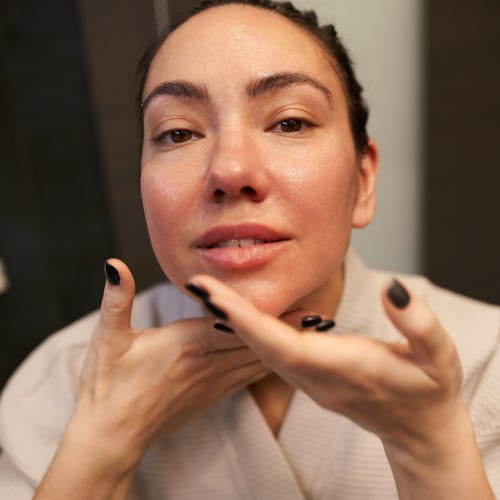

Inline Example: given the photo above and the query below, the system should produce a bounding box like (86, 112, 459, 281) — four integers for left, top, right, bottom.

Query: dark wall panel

(0, 0, 114, 388)
(76, 0, 161, 291)
(425, 1, 500, 304)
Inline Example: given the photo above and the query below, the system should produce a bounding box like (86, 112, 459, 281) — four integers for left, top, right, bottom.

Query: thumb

(382, 279, 453, 371)
(99, 258, 136, 335)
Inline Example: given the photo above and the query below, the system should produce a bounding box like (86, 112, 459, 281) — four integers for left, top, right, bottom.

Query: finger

(99, 258, 136, 335)
(279, 310, 336, 332)
(205, 347, 262, 375)
(382, 279, 456, 371)
(186, 274, 304, 368)
(155, 316, 246, 353)
(213, 309, 327, 333)
(221, 363, 271, 395)
(279, 309, 314, 329)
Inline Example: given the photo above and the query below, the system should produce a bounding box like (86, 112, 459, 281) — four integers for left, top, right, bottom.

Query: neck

(251, 262, 345, 436)
(287, 262, 345, 319)
(249, 374, 295, 436)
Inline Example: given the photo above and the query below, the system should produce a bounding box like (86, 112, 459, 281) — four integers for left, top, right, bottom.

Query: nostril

(213, 188, 225, 202)
(241, 186, 256, 196)
(211, 185, 259, 202)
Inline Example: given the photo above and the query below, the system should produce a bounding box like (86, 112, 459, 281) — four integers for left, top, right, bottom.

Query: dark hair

(137, 0, 370, 154)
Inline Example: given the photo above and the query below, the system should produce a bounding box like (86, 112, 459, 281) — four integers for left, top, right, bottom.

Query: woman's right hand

(34, 259, 268, 500)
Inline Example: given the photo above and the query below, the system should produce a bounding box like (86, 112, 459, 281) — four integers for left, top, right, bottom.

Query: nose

(203, 133, 270, 203)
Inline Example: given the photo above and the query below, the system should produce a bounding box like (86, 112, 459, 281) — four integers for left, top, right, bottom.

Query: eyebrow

(141, 71, 333, 112)
(141, 81, 209, 112)
(246, 72, 333, 104)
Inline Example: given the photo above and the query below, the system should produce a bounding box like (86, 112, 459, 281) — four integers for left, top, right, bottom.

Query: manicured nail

(388, 279, 410, 309)
(213, 322, 235, 334)
(315, 319, 336, 332)
(203, 299, 228, 320)
(104, 261, 120, 285)
(185, 282, 210, 300)
(301, 315, 322, 328)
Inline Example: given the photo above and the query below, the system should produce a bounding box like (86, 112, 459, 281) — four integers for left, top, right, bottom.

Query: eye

(270, 117, 316, 135)
(153, 128, 201, 147)
(165, 129, 193, 143)
(279, 118, 303, 133)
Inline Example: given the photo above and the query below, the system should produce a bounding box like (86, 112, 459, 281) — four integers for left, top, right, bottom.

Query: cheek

(287, 143, 359, 264)
(140, 168, 195, 276)
(276, 141, 359, 226)
(142, 171, 177, 233)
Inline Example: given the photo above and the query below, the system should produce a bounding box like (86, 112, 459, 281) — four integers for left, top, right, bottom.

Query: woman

(1, 1, 498, 498)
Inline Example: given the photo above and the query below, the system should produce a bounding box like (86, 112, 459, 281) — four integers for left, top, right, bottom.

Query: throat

(249, 374, 295, 437)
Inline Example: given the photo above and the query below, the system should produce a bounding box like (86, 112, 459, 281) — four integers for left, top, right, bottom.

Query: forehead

(144, 4, 340, 98)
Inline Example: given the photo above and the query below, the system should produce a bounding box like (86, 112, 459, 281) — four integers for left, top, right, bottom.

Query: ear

(351, 139, 379, 228)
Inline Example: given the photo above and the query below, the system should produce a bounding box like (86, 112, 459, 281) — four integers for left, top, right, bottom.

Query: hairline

(140, 3, 346, 102)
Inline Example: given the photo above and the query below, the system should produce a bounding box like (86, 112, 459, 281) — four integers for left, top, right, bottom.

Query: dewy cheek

(142, 164, 196, 219)
(141, 171, 184, 252)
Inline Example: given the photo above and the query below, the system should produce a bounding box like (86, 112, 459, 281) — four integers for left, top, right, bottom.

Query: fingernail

(301, 315, 322, 328)
(315, 319, 336, 332)
(388, 279, 410, 309)
(213, 322, 235, 334)
(104, 261, 120, 286)
(203, 299, 228, 320)
(185, 282, 210, 300)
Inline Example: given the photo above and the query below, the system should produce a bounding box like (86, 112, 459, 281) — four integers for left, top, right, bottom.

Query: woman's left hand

(187, 274, 494, 500)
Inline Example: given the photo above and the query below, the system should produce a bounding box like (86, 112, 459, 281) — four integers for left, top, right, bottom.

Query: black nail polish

(203, 299, 228, 320)
(315, 319, 336, 332)
(213, 322, 235, 334)
(104, 261, 120, 286)
(388, 279, 410, 309)
(185, 282, 210, 300)
(301, 315, 322, 328)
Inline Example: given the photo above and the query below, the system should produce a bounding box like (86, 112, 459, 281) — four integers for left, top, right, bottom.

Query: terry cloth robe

(1, 250, 499, 499)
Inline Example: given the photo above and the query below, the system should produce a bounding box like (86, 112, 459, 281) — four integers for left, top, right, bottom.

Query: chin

(215, 274, 294, 316)
(230, 275, 323, 318)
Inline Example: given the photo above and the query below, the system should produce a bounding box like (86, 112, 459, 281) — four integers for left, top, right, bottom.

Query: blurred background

(1, 0, 499, 390)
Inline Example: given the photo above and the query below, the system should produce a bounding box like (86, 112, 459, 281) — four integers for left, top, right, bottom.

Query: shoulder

(0, 281, 199, 486)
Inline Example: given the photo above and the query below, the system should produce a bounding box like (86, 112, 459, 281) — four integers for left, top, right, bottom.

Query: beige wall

(294, 0, 424, 273)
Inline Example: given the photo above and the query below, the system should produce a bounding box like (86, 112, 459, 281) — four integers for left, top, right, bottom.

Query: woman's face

(140, 5, 377, 316)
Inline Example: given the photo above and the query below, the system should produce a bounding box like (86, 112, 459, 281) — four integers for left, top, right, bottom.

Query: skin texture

(140, 4, 378, 319)
(33, 5, 494, 500)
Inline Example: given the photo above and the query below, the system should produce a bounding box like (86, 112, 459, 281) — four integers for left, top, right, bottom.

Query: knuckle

(179, 342, 203, 360)
(101, 293, 128, 318)
(415, 313, 438, 341)
(339, 341, 387, 395)
(170, 342, 207, 376)
(360, 349, 386, 385)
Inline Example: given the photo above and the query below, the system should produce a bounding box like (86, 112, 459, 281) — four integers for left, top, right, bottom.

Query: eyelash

(152, 116, 315, 148)
(153, 129, 201, 147)
(270, 117, 315, 134)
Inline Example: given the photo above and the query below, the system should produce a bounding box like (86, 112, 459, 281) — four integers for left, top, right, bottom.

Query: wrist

(383, 400, 493, 500)
(61, 408, 145, 478)
(35, 425, 136, 500)
(34, 407, 146, 500)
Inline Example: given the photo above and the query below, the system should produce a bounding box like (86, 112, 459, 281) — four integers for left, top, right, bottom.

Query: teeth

(213, 238, 266, 248)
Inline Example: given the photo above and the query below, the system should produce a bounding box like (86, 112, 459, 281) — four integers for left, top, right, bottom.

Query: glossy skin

(33, 5, 494, 500)
(140, 4, 378, 318)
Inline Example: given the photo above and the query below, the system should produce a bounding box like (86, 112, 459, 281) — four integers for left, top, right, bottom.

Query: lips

(194, 224, 289, 249)
(194, 224, 291, 270)
(209, 238, 267, 248)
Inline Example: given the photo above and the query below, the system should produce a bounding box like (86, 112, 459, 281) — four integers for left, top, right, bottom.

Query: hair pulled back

(138, 0, 370, 155)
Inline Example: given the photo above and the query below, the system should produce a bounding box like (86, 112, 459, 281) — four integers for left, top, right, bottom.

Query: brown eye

(280, 119, 302, 132)
(169, 129, 192, 143)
